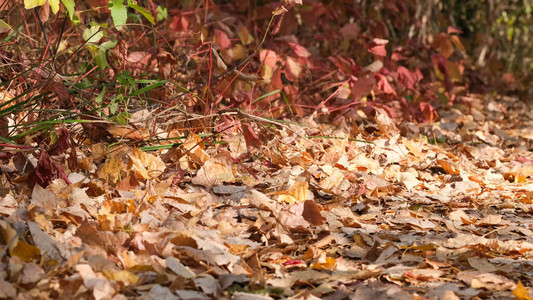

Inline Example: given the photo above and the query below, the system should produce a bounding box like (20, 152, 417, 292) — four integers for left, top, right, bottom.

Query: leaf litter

(0, 94, 531, 299)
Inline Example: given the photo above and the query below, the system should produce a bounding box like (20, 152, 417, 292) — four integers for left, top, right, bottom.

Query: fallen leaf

(302, 200, 326, 226)
(512, 281, 532, 300)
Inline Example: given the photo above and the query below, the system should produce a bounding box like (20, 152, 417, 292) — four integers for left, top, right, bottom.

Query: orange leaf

(512, 281, 532, 300)
(449, 35, 466, 54)
(437, 159, 459, 175)
(433, 33, 454, 58)
(107, 125, 146, 141)
(310, 257, 336, 271)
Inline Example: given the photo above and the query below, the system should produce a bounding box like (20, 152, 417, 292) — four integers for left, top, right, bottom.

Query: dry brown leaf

(28, 221, 70, 261)
(97, 148, 129, 184)
(271, 181, 308, 204)
(107, 125, 147, 140)
(191, 153, 236, 187)
(129, 147, 165, 180)
(302, 200, 326, 226)
(166, 256, 196, 279)
(180, 133, 210, 166)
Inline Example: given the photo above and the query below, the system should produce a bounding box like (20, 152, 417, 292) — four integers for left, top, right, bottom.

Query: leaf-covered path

(1, 94, 531, 299)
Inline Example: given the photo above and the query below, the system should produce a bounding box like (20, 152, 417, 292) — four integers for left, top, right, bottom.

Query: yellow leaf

(0, 19, 12, 34)
(24, 0, 46, 9)
(11, 240, 41, 262)
(49, 0, 60, 13)
(449, 35, 466, 54)
(512, 281, 532, 300)
(0, 221, 40, 261)
(102, 269, 139, 285)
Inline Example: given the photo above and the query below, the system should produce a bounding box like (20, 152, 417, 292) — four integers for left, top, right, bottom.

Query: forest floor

(1, 90, 532, 300)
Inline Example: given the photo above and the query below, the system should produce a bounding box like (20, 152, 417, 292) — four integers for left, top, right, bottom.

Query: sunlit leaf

(49, 0, 60, 13)
(61, 0, 75, 20)
(512, 281, 532, 300)
(24, 0, 46, 9)
(128, 0, 155, 24)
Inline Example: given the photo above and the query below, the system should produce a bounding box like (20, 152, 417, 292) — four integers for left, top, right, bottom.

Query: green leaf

(109, 0, 127, 29)
(114, 111, 130, 125)
(280, 89, 293, 115)
(95, 86, 106, 116)
(95, 87, 106, 105)
(83, 26, 103, 43)
(116, 71, 134, 87)
(94, 40, 118, 69)
(127, 0, 155, 24)
(156, 6, 168, 22)
(61, 0, 75, 20)
(110, 94, 122, 114)
(128, 80, 167, 97)
(251, 89, 281, 104)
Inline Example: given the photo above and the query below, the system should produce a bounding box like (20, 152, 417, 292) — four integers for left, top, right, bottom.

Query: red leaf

(259, 49, 279, 68)
(46, 81, 69, 102)
(289, 43, 311, 58)
(271, 68, 284, 90)
(432, 33, 454, 58)
(287, 0, 302, 5)
(242, 123, 261, 150)
(28, 150, 71, 189)
(283, 259, 305, 266)
(397, 66, 419, 90)
(117, 175, 140, 191)
(340, 23, 361, 40)
(351, 75, 376, 101)
(331, 56, 360, 76)
(431, 54, 453, 91)
(447, 26, 462, 34)
(47, 128, 70, 156)
(368, 38, 389, 57)
(420, 102, 439, 123)
(214, 29, 231, 50)
(375, 73, 396, 95)
(302, 200, 326, 226)
(170, 15, 189, 31)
